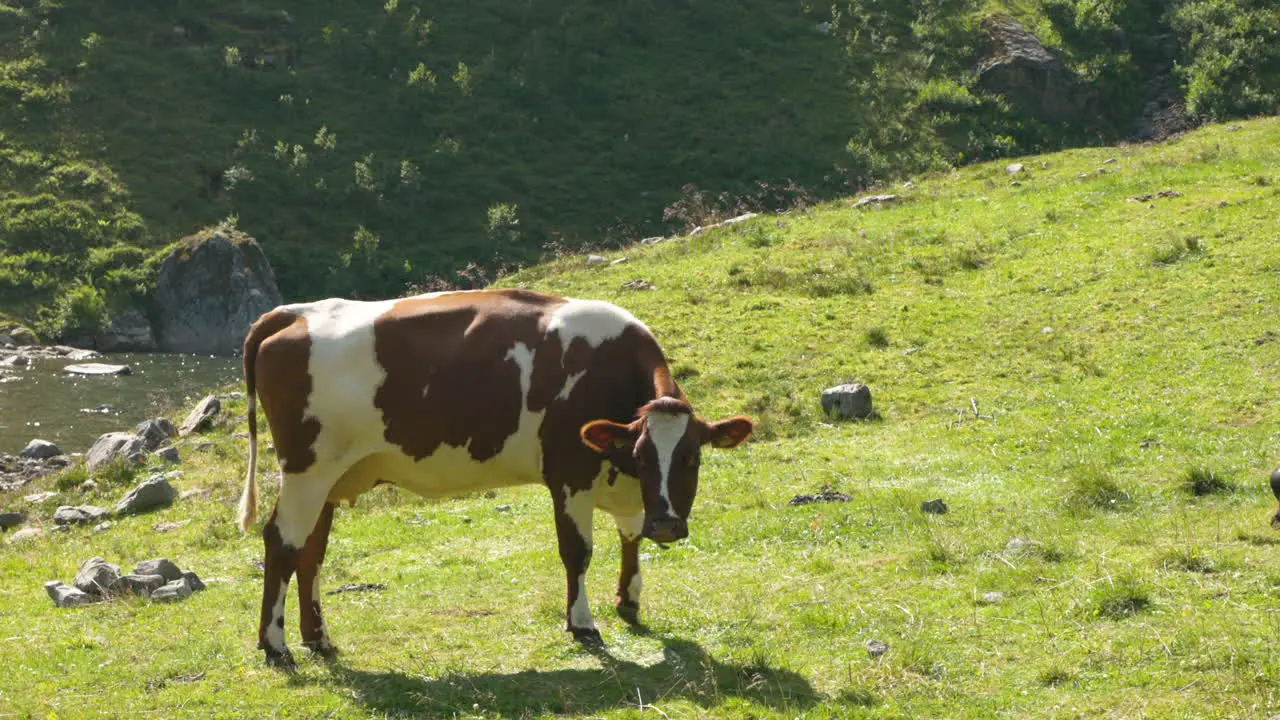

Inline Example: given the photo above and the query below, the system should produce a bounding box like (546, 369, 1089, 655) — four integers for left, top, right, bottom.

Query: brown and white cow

(235, 288, 753, 667)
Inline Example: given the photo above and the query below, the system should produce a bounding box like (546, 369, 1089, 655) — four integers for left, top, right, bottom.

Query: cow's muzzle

(644, 516, 688, 544)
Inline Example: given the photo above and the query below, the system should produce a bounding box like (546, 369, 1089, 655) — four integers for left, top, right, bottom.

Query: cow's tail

(236, 310, 291, 533)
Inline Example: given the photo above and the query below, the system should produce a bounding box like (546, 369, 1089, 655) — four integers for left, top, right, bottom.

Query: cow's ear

(705, 417, 753, 449)
(580, 420, 636, 453)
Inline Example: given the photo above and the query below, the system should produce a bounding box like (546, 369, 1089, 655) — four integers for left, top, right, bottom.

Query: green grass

(5, 118, 1280, 717)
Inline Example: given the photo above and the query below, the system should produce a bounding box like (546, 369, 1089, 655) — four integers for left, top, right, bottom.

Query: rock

(866, 639, 889, 658)
(6, 527, 42, 544)
(53, 505, 109, 525)
(63, 363, 132, 376)
(920, 498, 949, 515)
(820, 383, 874, 420)
(816, 21, 831, 34)
(853, 194, 897, 208)
(621, 279, 656, 291)
(152, 520, 189, 532)
(0, 511, 25, 530)
(115, 475, 178, 515)
(1006, 163, 1025, 175)
(5, 326, 36, 345)
(788, 489, 851, 506)
(111, 573, 167, 597)
(95, 308, 157, 352)
(610, 257, 629, 266)
(638, 236, 665, 245)
(19, 439, 60, 460)
(1, 355, 29, 367)
(586, 255, 607, 266)
(178, 488, 210, 501)
(1226, 124, 1243, 131)
(976, 15, 1084, 122)
(151, 579, 194, 603)
(24, 491, 58, 504)
(980, 591, 1006, 605)
(127, 452, 146, 464)
(79, 479, 99, 494)
(1005, 537, 1039, 553)
(93, 521, 113, 533)
(179, 395, 221, 436)
(180, 571, 206, 592)
(74, 557, 122, 595)
(51, 525, 70, 534)
(80, 404, 117, 415)
(689, 212, 759, 236)
(327, 583, 387, 595)
(134, 558, 184, 582)
(46, 581, 94, 608)
(135, 418, 177, 452)
(152, 227, 283, 355)
(156, 447, 180, 464)
(86, 432, 147, 471)
(0, 334, 11, 345)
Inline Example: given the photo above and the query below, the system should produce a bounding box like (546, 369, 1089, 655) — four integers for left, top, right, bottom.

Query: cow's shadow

(307, 630, 819, 717)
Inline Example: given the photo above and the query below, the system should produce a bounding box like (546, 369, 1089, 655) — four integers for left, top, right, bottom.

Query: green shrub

(36, 283, 108, 339)
(1064, 465, 1133, 511)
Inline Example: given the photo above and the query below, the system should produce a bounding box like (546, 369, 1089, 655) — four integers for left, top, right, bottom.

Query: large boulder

(976, 15, 1086, 123)
(95, 308, 157, 352)
(152, 227, 283, 355)
(86, 432, 147, 471)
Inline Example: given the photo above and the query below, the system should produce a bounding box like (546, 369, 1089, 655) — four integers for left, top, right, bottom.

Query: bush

(36, 283, 108, 339)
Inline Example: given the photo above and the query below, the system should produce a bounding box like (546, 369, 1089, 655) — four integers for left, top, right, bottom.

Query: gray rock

(4, 326, 36, 345)
(853, 194, 897, 208)
(135, 418, 177, 452)
(151, 579, 194, 603)
(689, 212, 759, 236)
(0, 511, 25, 530)
(24, 491, 58, 504)
(51, 524, 70, 534)
(63, 363, 132, 376)
(115, 475, 178, 515)
(0, 334, 11, 345)
(134, 558, 184, 582)
(6, 527, 42, 543)
(179, 395, 221, 436)
(92, 521, 113, 533)
(1, 354, 29, 367)
(111, 573, 167, 597)
(820, 383, 874, 420)
(980, 591, 1006, 605)
(866, 639, 890, 658)
(1005, 537, 1038, 553)
(74, 557, 121, 595)
(156, 447, 180, 464)
(610, 257, 629, 266)
(53, 505, 109, 525)
(19, 439, 60, 460)
(86, 432, 147, 471)
(180, 571, 206, 592)
(976, 15, 1084, 122)
(152, 228, 283, 355)
(46, 580, 94, 608)
(1006, 163, 1025, 174)
(178, 487, 209, 501)
(586, 255, 607, 266)
(921, 498, 949, 515)
(79, 479, 99, 494)
(95, 308, 157, 352)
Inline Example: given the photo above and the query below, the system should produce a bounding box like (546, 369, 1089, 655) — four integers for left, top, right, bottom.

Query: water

(0, 353, 241, 455)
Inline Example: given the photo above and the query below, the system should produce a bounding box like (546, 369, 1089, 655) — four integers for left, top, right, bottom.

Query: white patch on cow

(506, 341, 535, 399)
(647, 411, 689, 518)
(276, 470, 341, 549)
(570, 573, 595, 630)
(263, 579, 288, 652)
(545, 298, 646, 356)
(626, 568, 643, 605)
(562, 486, 595, 544)
(557, 371, 584, 401)
(614, 511, 644, 542)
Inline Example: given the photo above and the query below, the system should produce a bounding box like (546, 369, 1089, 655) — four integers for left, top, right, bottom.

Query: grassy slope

(3, 118, 1280, 718)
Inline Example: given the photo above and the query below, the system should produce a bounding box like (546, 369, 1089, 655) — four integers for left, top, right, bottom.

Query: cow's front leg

(613, 512, 643, 624)
(296, 502, 337, 658)
(553, 486, 599, 644)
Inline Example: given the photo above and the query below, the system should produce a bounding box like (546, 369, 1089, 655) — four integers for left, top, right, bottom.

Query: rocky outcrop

(95, 308, 157, 352)
(179, 395, 220, 435)
(152, 227, 283, 355)
(976, 15, 1086, 123)
(86, 432, 147, 471)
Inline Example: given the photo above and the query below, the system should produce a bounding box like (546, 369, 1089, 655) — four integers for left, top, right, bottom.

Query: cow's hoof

(303, 640, 339, 660)
(263, 648, 297, 672)
(615, 600, 640, 625)
(571, 628, 604, 647)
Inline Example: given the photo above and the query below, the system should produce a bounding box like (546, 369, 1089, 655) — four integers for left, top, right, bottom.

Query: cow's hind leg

(554, 486, 599, 644)
(613, 512, 643, 625)
(258, 472, 334, 669)
(296, 501, 337, 658)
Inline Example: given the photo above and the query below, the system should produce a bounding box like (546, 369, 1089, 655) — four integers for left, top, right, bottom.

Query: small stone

(1006, 163, 1025, 174)
(6, 527, 42, 543)
(111, 573, 166, 597)
(46, 580, 94, 608)
(127, 452, 147, 464)
(179, 395, 221, 436)
(820, 383, 874, 420)
(51, 525, 70, 534)
(1103, 157, 1117, 164)
(326, 583, 386, 595)
(152, 520, 189, 532)
(151, 579, 193, 603)
(79, 479, 98, 494)
(920, 498, 949, 515)
(62, 363, 131, 376)
(24, 491, 58, 504)
(92, 521, 113, 533)
(19, 439, 60, 460)
(495, 504, 512, 513)
(0, 511, 25, 530)
(180, 571, 206, 592)
(1009, 181, 1022, 187)
(610, 257, 629, 266)
(115, 475, 178, 515)
(1005, 537, 1040, 553)
(980, 591, 1006, 605)
(853, 194, 897, 208)
(1226, 125, 1243, 131)
(134, 418, 177, 452)
(194, 442, 214, 452)
(621, 279, 656, 291)
(179, 488, 210, 501)
(134, 558, 184, 582)
(586, 255, 607, 266)
(866, 639, 889, 658)
(53, 505, 109, 525)
(74, 557, 122, 595)
(156, 447, 180, 464)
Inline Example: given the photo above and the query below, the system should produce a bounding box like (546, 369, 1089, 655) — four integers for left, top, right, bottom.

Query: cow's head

(580, 397, 753, 543)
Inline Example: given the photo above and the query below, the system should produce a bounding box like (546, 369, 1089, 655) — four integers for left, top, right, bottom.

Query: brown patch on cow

(255, 312, 322, 473)
(296, 502, 335, 651)
(374, 289, 566, 462)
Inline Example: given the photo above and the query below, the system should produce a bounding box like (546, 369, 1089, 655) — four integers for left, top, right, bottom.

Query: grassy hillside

(3, 118, 1280, 717)
(3, 0, 1277, 339)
